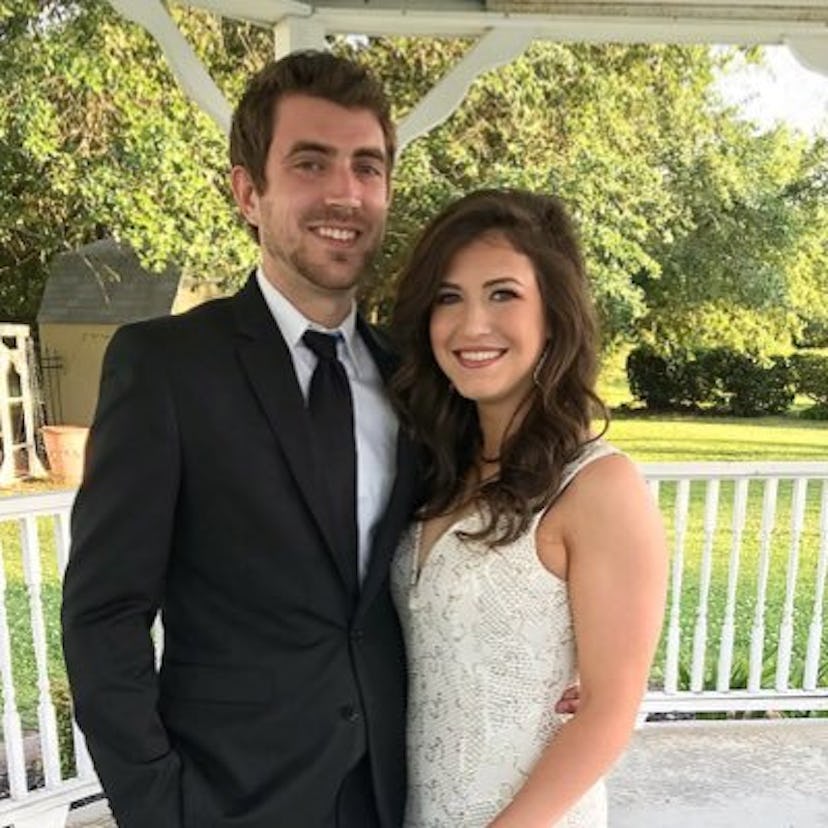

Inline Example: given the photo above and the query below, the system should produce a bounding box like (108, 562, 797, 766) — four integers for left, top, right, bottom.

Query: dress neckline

(411, 511, 479, 586)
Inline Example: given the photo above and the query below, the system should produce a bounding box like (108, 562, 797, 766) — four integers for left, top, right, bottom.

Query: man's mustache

(305, 205, 370, 228)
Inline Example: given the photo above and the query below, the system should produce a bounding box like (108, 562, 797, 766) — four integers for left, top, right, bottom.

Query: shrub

(790, 352, 828, 407)
(627, 345, 795, 415)
(720, 353, 795, 417)
(626, 346, 676, 410)
(799, 403, 828, 421)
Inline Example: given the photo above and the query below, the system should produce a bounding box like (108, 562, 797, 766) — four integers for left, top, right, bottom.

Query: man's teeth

(316, 227, 357, 241)
(459, 350, 502, 362)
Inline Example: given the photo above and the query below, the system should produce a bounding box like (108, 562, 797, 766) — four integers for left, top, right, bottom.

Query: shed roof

(38, 239, 181, 325)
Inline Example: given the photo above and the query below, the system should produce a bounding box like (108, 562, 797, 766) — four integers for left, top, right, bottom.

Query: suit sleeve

(61, 323, 183, 828)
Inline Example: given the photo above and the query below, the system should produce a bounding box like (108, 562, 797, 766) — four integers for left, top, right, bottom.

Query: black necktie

(302, 330, 358, 590)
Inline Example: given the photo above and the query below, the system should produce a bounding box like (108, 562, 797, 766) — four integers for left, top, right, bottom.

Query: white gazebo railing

(639, 461, 828, 714)
(0, 461, 826, 825)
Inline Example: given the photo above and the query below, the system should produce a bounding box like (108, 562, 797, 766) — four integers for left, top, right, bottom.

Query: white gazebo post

(274, 15, 327, 58)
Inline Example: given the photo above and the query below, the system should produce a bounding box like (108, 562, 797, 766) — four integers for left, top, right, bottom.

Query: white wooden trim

(786, 35, 828, 75)
(643, 688, 828, 713)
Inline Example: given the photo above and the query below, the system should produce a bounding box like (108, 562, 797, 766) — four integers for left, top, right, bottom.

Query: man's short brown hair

(230, 50, 396, 193)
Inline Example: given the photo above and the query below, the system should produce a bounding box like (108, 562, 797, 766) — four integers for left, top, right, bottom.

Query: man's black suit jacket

(61, 275, 420, 828)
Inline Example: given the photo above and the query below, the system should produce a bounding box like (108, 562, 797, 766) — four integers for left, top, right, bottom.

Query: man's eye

(356, 163, 383, 177)
(296, 159, 324, 172)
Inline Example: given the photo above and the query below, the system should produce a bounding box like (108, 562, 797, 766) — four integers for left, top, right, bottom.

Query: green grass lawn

(606, 415, 828, 461)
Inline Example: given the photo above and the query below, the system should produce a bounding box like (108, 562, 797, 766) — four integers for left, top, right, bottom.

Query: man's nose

(324, 165, 362, 210)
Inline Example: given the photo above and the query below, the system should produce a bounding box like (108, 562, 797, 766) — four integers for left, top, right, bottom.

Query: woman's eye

(491, 289, 518, 301)
(434, 292, 460, 305)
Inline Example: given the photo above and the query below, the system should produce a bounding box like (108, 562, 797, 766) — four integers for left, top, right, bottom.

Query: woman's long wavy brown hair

(391, 189, 608, 546)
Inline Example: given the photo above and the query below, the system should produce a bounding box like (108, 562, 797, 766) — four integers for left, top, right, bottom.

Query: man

(62, 51, 420, 828)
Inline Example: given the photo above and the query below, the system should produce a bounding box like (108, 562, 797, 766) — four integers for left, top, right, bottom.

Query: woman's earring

(533, 342, 550, 388)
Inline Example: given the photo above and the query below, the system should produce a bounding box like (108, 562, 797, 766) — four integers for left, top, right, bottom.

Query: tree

(0, 0, 260, 324)
(346, 39, 754, 347)
(637, 115, 828, 354)
(3, 9, 825, 360)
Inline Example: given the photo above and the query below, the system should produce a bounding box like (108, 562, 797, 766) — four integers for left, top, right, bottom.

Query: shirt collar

(255, 267, 361, 374)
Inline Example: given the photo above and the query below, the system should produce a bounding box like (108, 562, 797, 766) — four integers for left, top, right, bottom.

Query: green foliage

(0, 0, 260, 323)
(790, 352, 828, 406)
(2, 10, 827, 359)
(345, 39, 735, 343)
(626, 345, 795, 415)
(723, 353, 794, 417)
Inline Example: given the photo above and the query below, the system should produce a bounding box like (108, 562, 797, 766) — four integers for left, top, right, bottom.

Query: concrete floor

(607, 719, 828, 828)
(67, 719, 828, 827)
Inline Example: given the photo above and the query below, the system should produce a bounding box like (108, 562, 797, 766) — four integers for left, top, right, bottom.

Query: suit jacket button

(350, 627, 364, 642)
(340, 704, 360, 723)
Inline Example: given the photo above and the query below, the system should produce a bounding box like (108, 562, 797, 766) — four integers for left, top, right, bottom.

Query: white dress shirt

(255, 268, 398, 582)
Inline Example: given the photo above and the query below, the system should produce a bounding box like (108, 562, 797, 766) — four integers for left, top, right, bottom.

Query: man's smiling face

(236, 93, 391, 308)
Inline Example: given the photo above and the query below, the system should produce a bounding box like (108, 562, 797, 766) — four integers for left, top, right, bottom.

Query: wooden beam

(398, 27, 534, 150)
(109, 0, 233, 135)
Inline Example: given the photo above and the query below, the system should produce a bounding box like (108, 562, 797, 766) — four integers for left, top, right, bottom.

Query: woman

(390, 189, 667, 827)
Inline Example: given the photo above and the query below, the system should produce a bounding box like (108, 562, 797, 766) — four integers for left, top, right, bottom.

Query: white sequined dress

(391, 441, 617, 827)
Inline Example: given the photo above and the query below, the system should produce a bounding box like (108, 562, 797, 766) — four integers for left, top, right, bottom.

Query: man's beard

(263, 217, 385, 293)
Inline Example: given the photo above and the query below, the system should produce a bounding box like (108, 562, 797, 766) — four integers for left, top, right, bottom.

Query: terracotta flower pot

(41, 426, 89, 485)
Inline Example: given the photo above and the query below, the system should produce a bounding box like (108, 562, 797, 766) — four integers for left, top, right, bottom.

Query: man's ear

(230, 165, 260, 228)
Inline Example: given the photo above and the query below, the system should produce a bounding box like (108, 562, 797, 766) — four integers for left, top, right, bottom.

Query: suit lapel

(232, 275, 355, 591)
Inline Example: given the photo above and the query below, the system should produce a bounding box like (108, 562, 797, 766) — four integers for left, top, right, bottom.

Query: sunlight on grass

(605, 416, 828, 462)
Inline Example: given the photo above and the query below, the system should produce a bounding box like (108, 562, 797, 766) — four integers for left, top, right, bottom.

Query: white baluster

(52, 509, 95, 780)
(664, 479, 690, 694)
(54, 511, 71, 576)
(21, 515, 62, 787)
(0, 534, 28, 799)
(647, 478, 660, 504)
(691, 479, 720, 691)
(776, 477, 808, 691)
(717, 478, 748, 692)
(749, 478, 778, 691)
(803, 480, 827, 690)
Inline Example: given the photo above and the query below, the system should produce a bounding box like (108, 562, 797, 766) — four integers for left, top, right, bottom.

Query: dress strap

(529, 439, 621, 531)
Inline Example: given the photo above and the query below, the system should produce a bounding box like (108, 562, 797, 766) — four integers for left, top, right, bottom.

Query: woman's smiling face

(429, 232, 549, 416)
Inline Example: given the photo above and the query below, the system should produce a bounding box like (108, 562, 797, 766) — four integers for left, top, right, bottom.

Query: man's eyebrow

(284, 142, 387, 165)
(354, 147, 387, 165)
(285, 141, 334, 157)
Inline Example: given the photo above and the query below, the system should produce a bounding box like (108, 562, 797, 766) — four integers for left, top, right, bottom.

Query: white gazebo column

(398, 27, 535, 152)
(785, 36, 828, 77)
(107, 0, 233, 135)
(274, 16, 327, 59)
